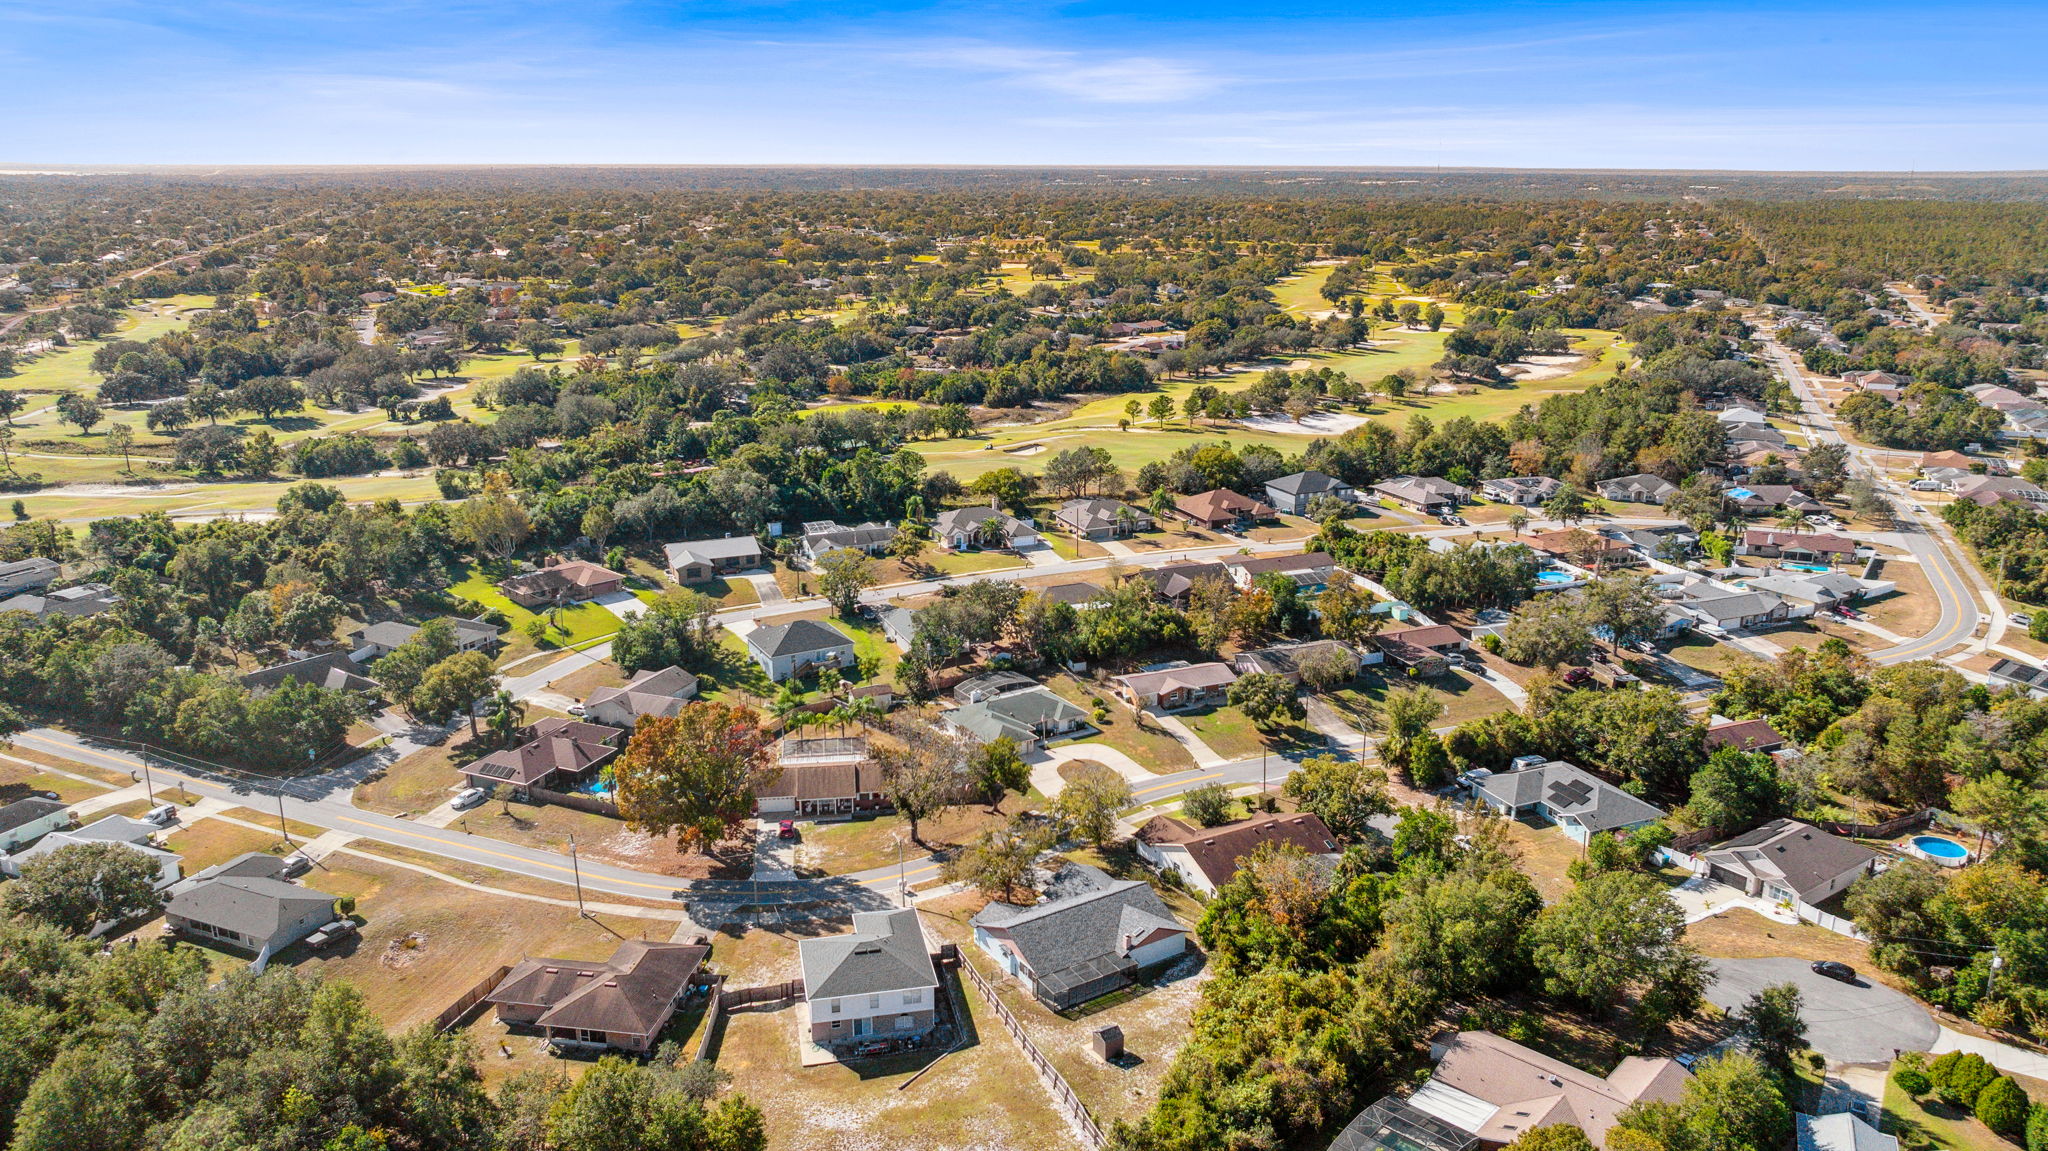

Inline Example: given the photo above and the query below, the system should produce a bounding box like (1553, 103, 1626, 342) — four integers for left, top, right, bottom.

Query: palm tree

(1507, 510, 1530, 537)
(488, 689, 524, 747)
(768, 681, 809, 731)
(975, 516, 1009, 551)
(1114, 503, 1140, 539)
(1148, 487, 1176, 522)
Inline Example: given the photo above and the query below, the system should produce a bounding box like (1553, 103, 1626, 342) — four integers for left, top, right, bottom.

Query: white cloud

(927, 42, 1215, 103)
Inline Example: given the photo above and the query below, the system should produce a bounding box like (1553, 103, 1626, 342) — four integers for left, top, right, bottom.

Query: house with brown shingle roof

(1135, 812, 1339, 895)
(1703, 716, 1787, 754)
(484, 939, 710, 1053)
(1112, 662, 1237, 711)
(460, 717, 623, 794)
(498, 559, 626, 608)
(1171, 488, 1275, 531)
(1372, 624, 1467, 675)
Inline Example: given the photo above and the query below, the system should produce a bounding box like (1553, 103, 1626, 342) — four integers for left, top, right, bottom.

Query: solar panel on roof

(1547, 779, 1594, 807)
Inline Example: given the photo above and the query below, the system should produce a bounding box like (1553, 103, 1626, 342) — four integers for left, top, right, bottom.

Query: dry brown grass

(294, 857, 673, 1027)
(219, 805, 323, 840)
(0, 747, 137, 786)
(1493, 819, 1590, 904)
(1043, 672, 1195, 774)
(164, 817, 292, 871)
(341, 840, 682, 910)
(353, 737, 478, 816)
(548, 659, 630, 698)
(1858, 559, 1941, 637)
(0, 754, 123, 802)
(796, 799, 1042, 878)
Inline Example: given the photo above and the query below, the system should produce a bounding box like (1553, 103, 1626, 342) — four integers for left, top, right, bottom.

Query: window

(830, 1021, 841, 1030)
(903, 989, 922, 1005)
(869, 995, 881, 1009)
(829, 1000, 841, 1015)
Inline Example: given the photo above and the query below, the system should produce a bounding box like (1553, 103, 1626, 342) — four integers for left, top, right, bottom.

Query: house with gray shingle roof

(941, 686, 1092, 751)
(1700, 819, 1878, 905)
(1267, 470, 1361, 514)
(165, 874, 335, 969)
(971, 863, 1190, 1010)
(1468, 760, 1664, 844)
(744, 618, 857, 682)
(799, 909, 940, 1046)
(0, 557, 60, 596)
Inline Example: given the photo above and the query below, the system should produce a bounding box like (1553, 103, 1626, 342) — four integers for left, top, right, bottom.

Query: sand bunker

(1238, 411, 1370, 435)
(1501, 353, 1588, 382)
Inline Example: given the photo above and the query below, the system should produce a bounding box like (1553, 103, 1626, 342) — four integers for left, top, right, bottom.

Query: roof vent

(542, 967, 559, 974)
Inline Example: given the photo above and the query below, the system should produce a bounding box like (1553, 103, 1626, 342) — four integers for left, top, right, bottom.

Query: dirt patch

(382, 932, 429, 969)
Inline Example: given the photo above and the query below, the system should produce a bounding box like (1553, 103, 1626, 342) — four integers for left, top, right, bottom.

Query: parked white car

(451, 786, 489, 811)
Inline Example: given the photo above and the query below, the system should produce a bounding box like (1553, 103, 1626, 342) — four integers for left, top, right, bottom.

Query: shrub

(1893, 1068, 1931, 1098)
(1935, 1052, 1996, 1110)
(1975, 1076, 2030, 1139)
(1479, 632, 1503, 654)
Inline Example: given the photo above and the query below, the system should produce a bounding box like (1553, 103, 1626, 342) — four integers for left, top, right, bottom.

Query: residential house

(0, 557, 60, 595)
(1526, 529, 1634, 565)
(1112, 662, 1237, 710)
(0, 582, 120, 621)
(971, 864, 1191, 1010)
(168, 850, 293, 894)
(1741, 572, 1877, 616)
(1135, 812, 1340, 896)
(1726, 484, 1826, 516)
(1405, 1030, 1690, 1147)
(1467, 759, 1665, 843)
(1369, 475, 1469, 515)
(1330, 1098, 1480, 1151)
(942, 686, 1091, 752)
(1172, 488, 1275, 531)
(498, 560, 626, 608)
(1054, 498, 1152, 540)
(5, 814, 183, 888)
(1269, 470, 1362, 515)
(1949, 474, 2048, 507)
(799, 909, 940, 1045)
(1716, 404, 1770, 428)
(878, 605, 920, 650)
(1480, 476, 1563, 506)
(1845, 369, 1910, 393)
(1675, 589, 1792, 632)
(1598, 474, 1678, 505)
(796, 520, 895, 565)
(486, 940, 710, 1054)
(1704, 716, 1788, 754)
(460, 717, 624, 795)
(350, 617, 501, 659)
(933, 506, 1039, 551)
(1988, 657, 2048, 698)
(1144, 561, 1233, 607)
(952, 670, 1038, 705)
(1621, 525, 1700, 561)
(165, 873, 337, 968)
(1226, 551, 1339, 592)
(1037, 581, 1105, 607)
(1918, 450, 1977, 471)
(0, 797, 69, 853)
(583, 666, 699, 727)
(1372, 624, 1468, 676)
(1230, 639, 1362, 685)
(1700, 819, 1879, 905)
(744, 618, 857, 682)
(756, 739, 890, 818)
(1736, 530, 1858, 563)
(241, 651, 382, 697)
(1796, 1113, 1899, 1151)
(663, 536, 765, 583)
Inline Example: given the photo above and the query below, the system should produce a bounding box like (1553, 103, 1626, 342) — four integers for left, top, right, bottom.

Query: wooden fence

(1819, 809, 1932, 840)
(526, 786, 621, 817)
(720, 979, 805, 1011)
(434, 964, 513, 1033)
(692, 975, 727, 1062)
(957, 951, 1105, 1149)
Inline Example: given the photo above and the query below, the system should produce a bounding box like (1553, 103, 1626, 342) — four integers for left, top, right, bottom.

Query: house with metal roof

(0, 557, 60, 596)
(1699, 819, 1878, 906)
(486, 939, 711, 1054)
(744, 618, 857, 682)
(1467, 760, 1664, 844)
(971, 864, 1190, 1010)
(799, 909, 940, 1046)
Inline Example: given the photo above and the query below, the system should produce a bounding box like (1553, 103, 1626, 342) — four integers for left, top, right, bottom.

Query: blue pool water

(1780, 562, 1831, 573)
(1535, 571, 1576, 585)
(1912, 835, 1968, 860)
(1726, 487, 1756, 500)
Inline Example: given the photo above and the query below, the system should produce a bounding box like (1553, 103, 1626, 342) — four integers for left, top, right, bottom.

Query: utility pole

(568, 832, 587, 918)
(139, 756, 156, 805)
(276, 787, 291, 846)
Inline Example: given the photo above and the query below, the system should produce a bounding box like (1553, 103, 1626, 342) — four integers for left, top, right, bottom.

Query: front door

(852, 1018, 867, 1037)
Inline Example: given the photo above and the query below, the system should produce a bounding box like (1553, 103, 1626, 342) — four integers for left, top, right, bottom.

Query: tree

(1501, 593, 1595, 668)
(1507, 509, 1531, 537)
(1974, 1075, 2030, 1140)
(1378, 685, 1445, 778)
(1687, 748, 1789, 833)
(815, 549, 876, 617)
(0, 424, 13, 471)
(614, 702, 773, 849)
(943, 816, 1047, 902)
(1180, 781, 1237, 828)
(1528, 870, 1704, 1020)
(1950, 771, 2044, 850)
(54, 393, 102, 435)
(453, 482, 529, 560)
(241, 427, 282, 477)
(1611, 1052, 1789, 1151)
(1508, 1127, 1594, 1151)
(4, 842, 167, 934)
(611, 588, 720, 674)
(580, 504, 616, 551)
(232, 375, 302, 420)
(1227, 671, 1304, 728)
(1579, 573, 1664, 653)
(412, 651, 499, 737)
(102, 422, 134, 471)
(514, 322, 562, 361)
(966, 736, 1028, 814)
(487, 689, 525, 747)
(1543, 483, 1589, 527)
(1147, 394, 1174, 426)
(1055, 763, 1131, 847)
(1315, 583, 1382, 644)
(1733, 983, 1806, 1073)
(1296, 643, 1361, 691)
(877, 720, 968, 845)
(1282, 755, 1392, 841)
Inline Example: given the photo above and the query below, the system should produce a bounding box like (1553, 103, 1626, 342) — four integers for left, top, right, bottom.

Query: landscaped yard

(1881, 1062, 2048, 1151)
(448, 567, 629, 649)
(1042, 673, 1195, 773)
(1664, 634, 1761, 678)
(1176, 704, 1322, 762)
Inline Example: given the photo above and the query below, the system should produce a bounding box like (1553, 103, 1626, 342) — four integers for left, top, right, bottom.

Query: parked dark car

(1811, 960, 1857, 983)
(1562, 667, 1593, 686)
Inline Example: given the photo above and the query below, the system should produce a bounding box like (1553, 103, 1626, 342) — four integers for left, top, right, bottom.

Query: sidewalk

(1931, 1027, 2048, 1080)
(1148, 711, 1231, 768)
(1026, 743, 1153, 798)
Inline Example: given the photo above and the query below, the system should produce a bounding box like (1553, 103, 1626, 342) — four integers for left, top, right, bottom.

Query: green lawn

(448, 566, 625, 648)
(1177, 704, 1324, 761)
(11, 472, 444, 523)
(4, 299, 208, 395)
(923, 549, 1031, 576)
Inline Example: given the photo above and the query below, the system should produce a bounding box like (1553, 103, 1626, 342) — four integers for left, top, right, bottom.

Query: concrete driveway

(1707, 957, 1937, 1064)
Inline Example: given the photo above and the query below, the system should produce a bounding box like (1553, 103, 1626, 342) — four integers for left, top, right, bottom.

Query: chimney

(1121, 933, 1134, 956)
(989, 495, 999, 510)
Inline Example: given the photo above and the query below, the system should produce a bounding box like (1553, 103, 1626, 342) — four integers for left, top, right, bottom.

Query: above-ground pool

(1535, 570, 1577, 585)
(1780, 562, 1832, 573)
(1911, 835, 1970, 866)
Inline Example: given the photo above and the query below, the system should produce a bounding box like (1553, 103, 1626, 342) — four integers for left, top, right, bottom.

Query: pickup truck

(304, 920, 359, 949)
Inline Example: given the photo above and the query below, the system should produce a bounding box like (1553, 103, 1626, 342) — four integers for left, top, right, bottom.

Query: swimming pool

(1911, 835, 1970, 866)
(1535, 571, 1576, 585)
(1780, 562, 1831, 573)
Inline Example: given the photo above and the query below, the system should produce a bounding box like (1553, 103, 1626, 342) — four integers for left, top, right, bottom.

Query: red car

(777, 820, 797, 840)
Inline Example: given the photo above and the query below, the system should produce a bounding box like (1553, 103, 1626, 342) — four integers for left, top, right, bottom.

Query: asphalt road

(1707, 957, 1937, 1064)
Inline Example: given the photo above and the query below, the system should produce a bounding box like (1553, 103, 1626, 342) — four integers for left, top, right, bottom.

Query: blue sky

(4, 0, 2047, 169)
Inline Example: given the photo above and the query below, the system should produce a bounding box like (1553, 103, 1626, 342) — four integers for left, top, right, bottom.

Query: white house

(4, 814, 183, 889)
(970, 864, 1190, 1011)
(0, 797, 70, 853)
